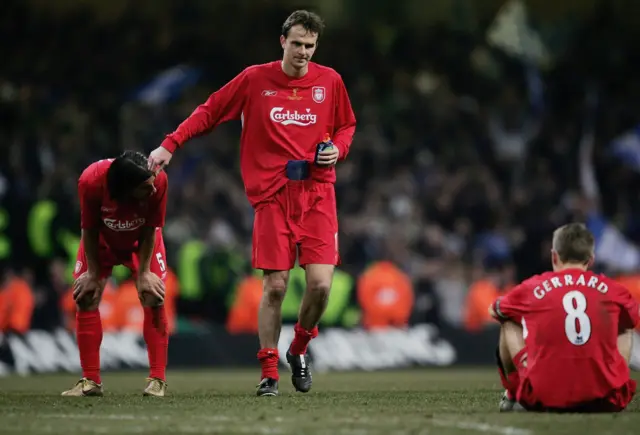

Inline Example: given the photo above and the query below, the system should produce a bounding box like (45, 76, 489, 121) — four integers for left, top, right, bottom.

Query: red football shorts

(252, 181, 339, 270)
(73, 228, 168, 282)
(514, 348, 636, 412)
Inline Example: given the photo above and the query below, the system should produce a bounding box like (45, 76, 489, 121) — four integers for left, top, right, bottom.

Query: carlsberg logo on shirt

(270, 107, 317, 126)
(103, 218, 146, 231)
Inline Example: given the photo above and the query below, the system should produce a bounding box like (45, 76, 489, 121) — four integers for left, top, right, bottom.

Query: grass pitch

(0, 368, 638, 434)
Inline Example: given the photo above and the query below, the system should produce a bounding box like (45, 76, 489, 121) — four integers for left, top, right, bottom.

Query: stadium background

(2, 0, 640, 375)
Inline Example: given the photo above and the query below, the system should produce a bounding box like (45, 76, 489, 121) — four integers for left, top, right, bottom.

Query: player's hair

(106, 150, 154, 201)
(551, 223, 595, 265)
(281, 10, 325, 39)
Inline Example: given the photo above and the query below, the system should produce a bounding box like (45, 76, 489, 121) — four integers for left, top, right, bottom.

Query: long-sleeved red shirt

(162, 61, 356, 206)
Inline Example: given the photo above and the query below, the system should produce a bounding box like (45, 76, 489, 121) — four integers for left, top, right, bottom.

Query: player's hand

(73, 272, 102, 303)
(316, 146, 340, 166)
(148, 143, 174, 172)
(137, 271, 166, 303)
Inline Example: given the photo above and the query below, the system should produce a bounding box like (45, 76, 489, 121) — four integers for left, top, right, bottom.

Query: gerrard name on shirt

(533, 273, 609, 300)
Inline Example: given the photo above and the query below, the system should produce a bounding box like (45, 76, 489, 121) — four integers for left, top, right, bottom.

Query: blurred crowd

(2, 0, 640, 334)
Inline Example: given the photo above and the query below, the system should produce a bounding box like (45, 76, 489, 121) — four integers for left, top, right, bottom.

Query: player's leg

(496, 320, 526, 412)
(283, 264, 331, 393)
(62, 243, 110, 397)
(252, 198, 297, 396)
(131, 229, 169, 397)
(293, 184, 338, 393)
(256, 270, 290, 395)
(297, 265, 332, 336)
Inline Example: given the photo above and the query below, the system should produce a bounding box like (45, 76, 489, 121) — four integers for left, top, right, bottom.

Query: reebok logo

(103, 218, 146, 231)
(270, 107, 317, 126)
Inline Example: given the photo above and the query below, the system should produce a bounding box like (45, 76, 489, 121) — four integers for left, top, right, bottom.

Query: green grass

(0, 368, 638, 434)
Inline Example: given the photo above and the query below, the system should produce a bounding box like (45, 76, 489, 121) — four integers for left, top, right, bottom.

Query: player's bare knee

(500, 320, 525, 363)
(76, 296, 99, 312)
(305, 278, 331, 301)
(75, 280, 106, 312)
(138, 292, 163, 308)
(304, 264, 333, 301)
(263, 270, 289, 305)
(502, 320, 522, 335)
(264, 286, 287, 306)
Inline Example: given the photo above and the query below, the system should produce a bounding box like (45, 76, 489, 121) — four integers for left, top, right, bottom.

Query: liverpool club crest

(312, 86, 326, 103)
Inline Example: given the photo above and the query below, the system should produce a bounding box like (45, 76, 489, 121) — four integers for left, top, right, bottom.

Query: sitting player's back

(507, 270, 636, 408)
(493, 223, 639, 413)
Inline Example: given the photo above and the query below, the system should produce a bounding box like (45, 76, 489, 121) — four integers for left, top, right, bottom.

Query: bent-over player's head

(280, 10, 324, 73)
(107, 150, 157, 201)
(551, 223, 595, 271)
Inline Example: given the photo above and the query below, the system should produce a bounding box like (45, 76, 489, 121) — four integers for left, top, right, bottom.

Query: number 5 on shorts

(156, 252, 166, 272)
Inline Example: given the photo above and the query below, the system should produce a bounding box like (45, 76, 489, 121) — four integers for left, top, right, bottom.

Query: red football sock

(498, 367, 521, 400)
(76, 310, 103, 384)
(143, 306, 169, 381)
(257, 348, 279, 381)
(507, 371, 520, 400)
(288, 323, 318, 355)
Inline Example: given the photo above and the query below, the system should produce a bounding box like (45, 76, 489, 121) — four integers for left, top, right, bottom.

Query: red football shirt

(493, 269, 640, 408)
(78, 159, 168, 252)
(162, 61, 356, 206)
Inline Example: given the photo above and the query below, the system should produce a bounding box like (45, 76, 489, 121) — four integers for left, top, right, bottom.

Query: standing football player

(491, 223, 638, 412)
(147, 10, 356, 396)
(63, 151, 170, 397)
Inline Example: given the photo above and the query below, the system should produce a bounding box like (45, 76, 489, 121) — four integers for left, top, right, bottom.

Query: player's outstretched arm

(81, 229, 101, 277)
(148, 69, 251, 170)
(136, 227, 165, 305)
(73, 166, 106, 304)
(74, 173, 105, 305)
(136, 172, 168, 305)
(73, 228, 102, 305)
(138, 227, 156, 274)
